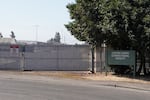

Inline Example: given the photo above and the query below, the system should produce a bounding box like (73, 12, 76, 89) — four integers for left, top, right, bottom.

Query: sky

(0, 0, 83, 44)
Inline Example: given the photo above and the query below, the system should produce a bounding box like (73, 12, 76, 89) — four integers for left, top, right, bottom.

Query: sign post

(106, 50, 136, 78)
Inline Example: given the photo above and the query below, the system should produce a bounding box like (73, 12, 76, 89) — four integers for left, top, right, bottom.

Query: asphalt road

(0, 77, 149, 100)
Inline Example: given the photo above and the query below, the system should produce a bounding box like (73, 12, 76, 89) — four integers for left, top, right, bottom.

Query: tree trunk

(137, 50, 147, 75)
(143, 55, 147, 75)
(137, 51, 142, 75)
(148, 50, 150, 75)
(137, 61, 142, 75)
(91, 46, 95, 74)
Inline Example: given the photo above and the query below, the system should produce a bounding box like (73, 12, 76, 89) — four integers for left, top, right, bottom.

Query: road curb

(101, 84, 150, 92)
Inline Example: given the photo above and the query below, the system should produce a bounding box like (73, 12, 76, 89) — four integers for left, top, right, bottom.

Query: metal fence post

(20, 45, 25, 71)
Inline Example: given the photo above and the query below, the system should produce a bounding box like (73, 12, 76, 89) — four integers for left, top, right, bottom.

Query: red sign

(10, 45, 19, 48)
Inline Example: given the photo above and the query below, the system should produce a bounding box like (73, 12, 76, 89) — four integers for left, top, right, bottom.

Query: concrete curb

(100, 83, 150, 92)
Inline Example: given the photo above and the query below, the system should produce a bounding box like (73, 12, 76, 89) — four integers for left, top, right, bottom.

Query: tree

(54, 32, 61, 43)
(47, 32, 61, 44)
(110, 0, 150, 75)
(0, 33, 3, 38)
(66, 0, 150, 75)
(65, 0, 106, 46)
(10, 31, 15, 38)
(66, 0, 107, 73)
(104, 0, 150, 75)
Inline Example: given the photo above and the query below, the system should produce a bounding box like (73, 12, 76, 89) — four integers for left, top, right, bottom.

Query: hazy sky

(0, 0, 82, 44)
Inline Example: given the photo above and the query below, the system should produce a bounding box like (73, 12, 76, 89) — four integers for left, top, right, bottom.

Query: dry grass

(0, 71, 150, 84)
(84, 73, 150, 84)
(22, 71, 84, 80)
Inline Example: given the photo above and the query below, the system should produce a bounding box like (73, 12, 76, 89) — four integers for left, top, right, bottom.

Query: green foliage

(54, 32, 61, 43)
(66, 0, 150, 49)
(65, 0, 106, 46)
(47, 32, 61, 44)
(10, 31, 15, 38)
(66, 0, 150, 75)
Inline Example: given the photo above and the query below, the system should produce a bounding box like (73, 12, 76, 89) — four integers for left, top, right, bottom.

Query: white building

(0, 38, 17, 44)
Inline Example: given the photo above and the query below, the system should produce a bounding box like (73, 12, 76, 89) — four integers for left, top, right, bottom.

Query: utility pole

(34, 25, 39, 42)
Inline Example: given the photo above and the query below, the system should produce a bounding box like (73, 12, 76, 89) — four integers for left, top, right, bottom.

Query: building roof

(17, 40, 38, 45)
(0, 38, 17, 44)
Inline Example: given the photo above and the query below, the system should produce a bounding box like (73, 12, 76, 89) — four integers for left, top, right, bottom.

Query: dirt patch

(0, 71, 149, 84)
(84, 73, 150, 84)
(0, 71, 86, 80)
(22, 71, 85, 80)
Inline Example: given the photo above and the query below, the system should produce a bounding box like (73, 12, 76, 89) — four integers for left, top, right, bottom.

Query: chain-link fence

(0, 44, 90, 71)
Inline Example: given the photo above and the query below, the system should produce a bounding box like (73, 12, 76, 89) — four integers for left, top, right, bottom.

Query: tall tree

(47, 32, 61, 44)
(103, 0, 150, 75)
(54, 32, 61, 43)
(65, 0, 106, 46)
(10, 31, 15, 38)
(66, 0, 150, 75)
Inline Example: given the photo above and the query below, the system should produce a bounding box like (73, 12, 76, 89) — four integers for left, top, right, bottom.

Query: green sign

(107, 50, 135, 66)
